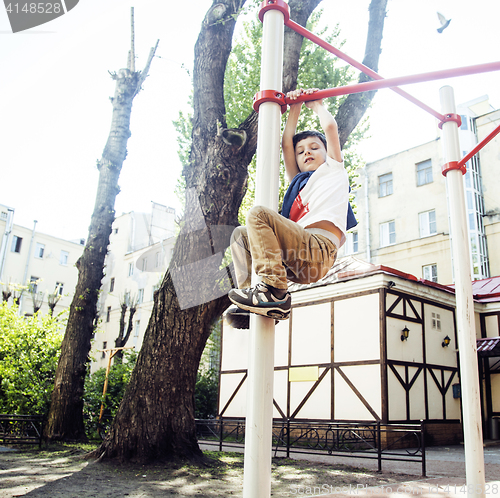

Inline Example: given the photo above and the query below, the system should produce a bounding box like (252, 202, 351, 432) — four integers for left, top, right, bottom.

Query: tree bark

(45, 57, 155, 440)
(114, 301, 137, 363)
(92, 0, 387, 463)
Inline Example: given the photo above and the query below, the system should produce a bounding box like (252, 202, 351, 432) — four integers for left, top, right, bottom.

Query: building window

(379, 173, 393, 197)
(34, 242, 45, 259)
(60, 250, 69, 265)
(380, 221, 396, 247)
(106, 306, 111, 322)
(423, 264, 438, 283)
(141, 258, 148, 272)
(29, 276, 39, 294)
(11, 236, 22, 253)
(102, 341, 107, 359)
(431, 311, 441, 330)
(128, 263, 134, 277)
(137, 288, 144, 304)
(416, 160, 433, 186)
(0, 211, 7, 220)
(134, 320, 141, 338)
(110, 278, 115, 293)
(155, 252, 161, 268)
(419, 210, 437, 238)
(344, 232, 358, 255)
(55, 282, 64, 295)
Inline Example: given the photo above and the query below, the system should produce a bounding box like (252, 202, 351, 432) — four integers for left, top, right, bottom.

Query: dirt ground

(0, 444, 417, 497)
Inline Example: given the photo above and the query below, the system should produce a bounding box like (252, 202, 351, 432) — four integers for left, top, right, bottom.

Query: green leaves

(0, 303, 65, 415)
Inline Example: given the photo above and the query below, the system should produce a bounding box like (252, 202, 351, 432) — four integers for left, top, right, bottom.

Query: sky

(0, 0, 499, 242)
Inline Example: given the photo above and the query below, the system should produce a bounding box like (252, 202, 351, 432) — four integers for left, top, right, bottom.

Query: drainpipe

(0, 207, 15, 282)
(19, 220, 37, 314)
(364, 168, 371, 262)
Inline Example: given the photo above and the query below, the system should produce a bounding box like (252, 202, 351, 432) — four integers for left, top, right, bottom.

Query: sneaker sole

(228, 299, 290, 320)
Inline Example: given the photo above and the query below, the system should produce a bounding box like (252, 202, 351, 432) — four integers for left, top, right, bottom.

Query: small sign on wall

(289, 366, 319, 382)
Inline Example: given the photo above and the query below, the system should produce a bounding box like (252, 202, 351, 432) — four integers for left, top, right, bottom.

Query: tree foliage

(0, 303, 65, 415)
(83, 350, 137, 437)
(176, 8, 368, 225)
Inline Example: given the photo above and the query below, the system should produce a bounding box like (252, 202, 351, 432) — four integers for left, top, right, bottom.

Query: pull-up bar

(285, 17, 446, 121)
(457, 121, 500, 169)
(281, 61, 500, 107)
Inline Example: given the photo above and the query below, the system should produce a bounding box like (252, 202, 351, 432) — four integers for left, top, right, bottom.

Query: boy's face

(294, 136, 327, 173)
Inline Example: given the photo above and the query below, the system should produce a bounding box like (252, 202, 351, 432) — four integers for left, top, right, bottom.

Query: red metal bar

(285, 19, 445, 121)
(442, 161, 466, 176)
(283, 61, 500, 105)
(457, 122, 500, 169)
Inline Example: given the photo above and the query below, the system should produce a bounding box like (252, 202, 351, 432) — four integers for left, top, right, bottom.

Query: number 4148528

(5, 3, 62, 14)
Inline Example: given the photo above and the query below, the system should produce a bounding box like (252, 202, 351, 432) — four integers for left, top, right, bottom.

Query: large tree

(92, 0, 388, 463)
(44, 12, 158, 441)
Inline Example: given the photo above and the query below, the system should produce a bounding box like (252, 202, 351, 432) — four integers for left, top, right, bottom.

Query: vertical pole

(439, 85, 485, 498)
(242, 6, 284, 498)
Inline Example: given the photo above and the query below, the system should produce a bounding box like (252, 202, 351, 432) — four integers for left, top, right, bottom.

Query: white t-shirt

(288, 155, 349, 246)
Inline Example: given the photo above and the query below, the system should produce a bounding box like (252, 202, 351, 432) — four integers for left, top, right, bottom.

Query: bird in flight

(437, 12, 451, 33)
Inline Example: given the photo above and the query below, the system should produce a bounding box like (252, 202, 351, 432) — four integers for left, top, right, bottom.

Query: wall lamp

(401, 326, 410, 342)
(442, 335, 451, 348)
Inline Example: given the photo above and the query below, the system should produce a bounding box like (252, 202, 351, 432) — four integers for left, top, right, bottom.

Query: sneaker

(225, 306, 279, 329)
(228, 282, 291, 320)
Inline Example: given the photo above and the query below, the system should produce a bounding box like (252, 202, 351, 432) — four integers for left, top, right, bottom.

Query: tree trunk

(44, 65, 148, 441)
(115, 303, 137, 363)
(92, 0, 387, 463)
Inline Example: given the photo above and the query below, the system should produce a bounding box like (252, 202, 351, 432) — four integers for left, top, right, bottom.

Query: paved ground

(202, 441, 500, 498)
(296, 442, 500, 498)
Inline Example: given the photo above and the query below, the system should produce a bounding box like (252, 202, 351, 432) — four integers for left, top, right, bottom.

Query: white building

(220, 257, 500, 444)
(0, 203, 84, 316)
(339, 96, 500, 285)
(91, 203, 177, 372)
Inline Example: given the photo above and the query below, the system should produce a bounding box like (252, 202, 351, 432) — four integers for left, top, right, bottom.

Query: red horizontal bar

(285, 19, 445, 121)
(283, 61, 500, 105)
(457, 122, 500, 169)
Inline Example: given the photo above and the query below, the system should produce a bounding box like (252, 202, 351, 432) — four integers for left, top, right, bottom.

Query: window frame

(416, 159, 433, 186)
(419, 210, 437, 238)
(59, 250, 69, 266)
(423, 264, 438, 283)
(11, 235, 22, 253)
(380, 221, 396, 247)
(379, 173, 393, 198)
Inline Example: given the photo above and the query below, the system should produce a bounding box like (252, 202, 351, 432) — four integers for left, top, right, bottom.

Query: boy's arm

(282, 101, 302, 182)
(306, 99, 342, 163)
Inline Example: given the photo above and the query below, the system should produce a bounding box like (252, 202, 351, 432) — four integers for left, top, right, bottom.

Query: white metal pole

(439, 85, 485, 498)
(242, 6, 284, 498)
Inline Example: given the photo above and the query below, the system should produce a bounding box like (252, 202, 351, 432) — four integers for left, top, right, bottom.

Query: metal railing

(0, 414, 44, 447)
(196, 419, 426, 476)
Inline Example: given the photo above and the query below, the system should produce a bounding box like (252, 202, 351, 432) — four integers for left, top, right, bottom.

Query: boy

(226, 88, 353, 328)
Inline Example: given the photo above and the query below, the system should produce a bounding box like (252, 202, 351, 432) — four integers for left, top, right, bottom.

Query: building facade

(339, 96, 500, 286)
(0, 203, 84, 316)
(90, 203, 176, 372)
(220, 257, 500, 444)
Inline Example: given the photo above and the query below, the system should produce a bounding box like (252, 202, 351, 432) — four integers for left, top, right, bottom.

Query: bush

(83, 350, 137, 438)
(0, 302, 65, 415)
(195, 368, 219, 419)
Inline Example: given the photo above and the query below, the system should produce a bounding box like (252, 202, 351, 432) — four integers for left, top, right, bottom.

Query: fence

(0, 414, 44, 447)
(196, 419, 426, 476)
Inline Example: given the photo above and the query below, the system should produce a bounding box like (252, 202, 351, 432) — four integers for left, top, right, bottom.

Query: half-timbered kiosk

(219, 256, 500, 445)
